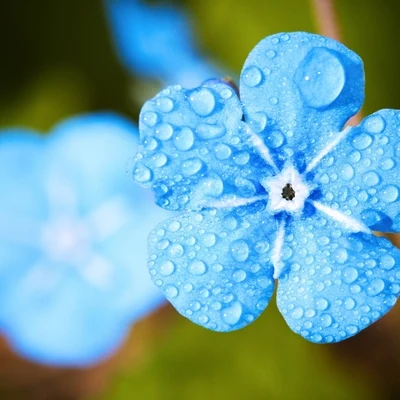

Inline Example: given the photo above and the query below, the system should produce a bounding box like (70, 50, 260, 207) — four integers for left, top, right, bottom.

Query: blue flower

(133, 32, 400, 343)
(0, 113, 169, 365)
(104, 0, 218, 87)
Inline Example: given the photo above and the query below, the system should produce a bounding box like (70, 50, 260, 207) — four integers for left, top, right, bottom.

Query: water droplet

(232, 269, 247, 282)
(247, 112, 268, 133)
(335, 248, 348, 264)
(316, 298, 329, 311)
(169, 244, 184, 257)
(362, 171, 381, 187)
(269, 97, 278, 105)
(133, 162, 152, 183)
(168, 221, 181, 232)
(220, 88, 233, 99)
(266, 50, 276, 58)
(339, 163, 354, 181)
(183, 283, 193, 293)
(242, 66, 263, 87)
(352, 133, 373, 150)
(230, 240, 250, 262)
(165, 284, 178, 298)
(320, 313, 333, 327)
(151, 152, 168, 167)
(367, 278, 385, 296)
(380, 254, 395, 270)
(156, 97, 174, 113)
(346, 325, 358, 335)
(379, 158, 395, 171)
(342, 267, 358, 283)
(292, 306, 304, 319)
(214, 143, 232, 160)
(155, 123, 173, 140)
(202, 233, 216, 247)
(222, 301, 243, 325)
(363, 114, 386, 134)
(281, 33, 290, 41)
(173, 127, 194, 151)
(294, 47, 345, 109)
(189, 260, 207, 275)
(142, 111, 159, 127)
(196, 123, 226, 140)
(189, 88, 216, 117)
(182, 158, 203, 176)
(380, 185, 399, 203)
(344, 297, 356, 310)
(159, 260, 175, 276)
(199, 175, 224, 197)
(266, 130, 284, 148)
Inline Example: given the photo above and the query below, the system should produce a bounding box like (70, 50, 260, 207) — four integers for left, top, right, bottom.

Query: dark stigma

(282, 183, 295, 201)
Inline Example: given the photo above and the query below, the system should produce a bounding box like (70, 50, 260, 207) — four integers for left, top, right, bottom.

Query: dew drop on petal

(159, 260, 175, 276)
(366, 278, 385, 296)
(165, 284, 179, 298)
(188, 260, 207, 275)
(133, 162, 152, 183)
(230, 240, 250, 262)
(173, 127, 195, 151)
(352, 133, 373, 150)
(379, 185, 399, 203)
(222, 301, 243, 325)
(242, 66, 263, 87)
(342, 267, 358, 283)
(363, 114, 386, 134)
(189, 88, 216, 117)
(155, 123, 173, 140)
(182, 158, 203, 176)
(294, 47, 345, 109)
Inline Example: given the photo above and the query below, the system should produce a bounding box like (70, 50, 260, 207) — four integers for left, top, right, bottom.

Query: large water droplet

(214, 143, 232, 160)
(242, 66, 263, 87)
(199, 175, 224, 197)
(379, 254, 395, 270)
(156, 97, 174, 113)
(320, 313, 333, 327)
(363, 114, 386, 134)
(189, 88, 216, 117)
(342, 267, 358, 284)
(230, 240, 250, 262)
(291, 306, 304, 319)
(316, 297, 329, 311)
(266, 130, 284, 149)
(222, 301, 243, 325)
(294, 47, 345, 109)
(344, 297, 356, 310)
(155, 123, 173, 140)
(173, 127, 194, 151)
(142, 111, 159, 127)
(380, 185, 399, 203)
(164, 284, 178, 298)
(202, 233, 216, 247)
(352, 133, 373, 150)
(339, 163, 354, 181)
(362, 171, 381, 187)
(133, 162, 152, 183)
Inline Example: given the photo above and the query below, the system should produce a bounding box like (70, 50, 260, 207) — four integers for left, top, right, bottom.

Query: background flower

(0, 113, 170, 366)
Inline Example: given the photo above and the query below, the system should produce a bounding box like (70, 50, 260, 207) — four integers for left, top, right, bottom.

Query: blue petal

(240, 32, 364, 166)
(148, 207, 277, 331)
(277, 214, 400, 343)
(310, 109, 400, 232)
(104, 0, 217, 87)
(135, 81, 275, 211)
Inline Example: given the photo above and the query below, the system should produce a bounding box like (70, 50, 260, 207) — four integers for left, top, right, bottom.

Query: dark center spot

(282, 183, 295, 201)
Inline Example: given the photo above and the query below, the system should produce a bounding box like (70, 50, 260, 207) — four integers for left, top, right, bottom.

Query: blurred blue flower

(0, 113, 169, 365)
(132, 32, 400, 343)
(104, 0, 218, 87)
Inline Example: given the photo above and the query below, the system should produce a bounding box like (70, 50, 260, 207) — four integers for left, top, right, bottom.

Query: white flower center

(261, 165, 312, 215)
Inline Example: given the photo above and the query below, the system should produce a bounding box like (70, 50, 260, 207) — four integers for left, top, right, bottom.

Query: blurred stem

(311, 0, 362, 125)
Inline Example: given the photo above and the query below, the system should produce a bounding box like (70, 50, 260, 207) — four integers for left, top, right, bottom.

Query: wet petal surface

(148, 207, 277, 331)
(277, 213, 400, 343)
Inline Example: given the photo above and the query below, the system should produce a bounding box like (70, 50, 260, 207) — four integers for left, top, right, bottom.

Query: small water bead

(142, 111, 159, 127)
(156, 97, 174, 113)
(266, 130, 284, 148)
(232, 269, 247, 283)
(367, 278, 385, 296)
(222, 301, 243, 325)
(339, 163, 354, 181)
(242, 66, 263, 87)
(344, 297, 356, 310)
(173, 127, 194, 151)
(151, 152, 168, 167)
(155, 123, 173, 140)
(363, 114, 386, 134)
(188, 260, 207, 275)
(214, 143, 232, 160)
(342, 267, 358, 284)
(247, 112, 268, 133)
(334, 248, 348, 264)
(220, 88, 233, 99)
(269, 97, 279, 105)
(200, 176, 224, 197)
(291, 306, 304, 320)
(202, 233, 216, 247)
(181, 158, 203, 176)
(379, 158, 395, 171)
(320, 313, 333, 327)
(196, 123, 226, 140)
(352, 133, 373, 150)
(349, 150, 361, 163)
(159, 260, 175, 276)
(281, 33, 290, 41)
(133, 162, 152, 183)
(315, 298, 329, 311)
(294, 47, 345, 109)
(380, 185, 399, 203)
(164, 284, 178, 298)
(379, 254, 395, 270)
(362, 171, 381, 187)
(189, 88, 216, 117)
(230, 240, 250, 262)
(234, 151, 250, 165)
(223, 215, 238, 231)
(183, 283, 193, 293)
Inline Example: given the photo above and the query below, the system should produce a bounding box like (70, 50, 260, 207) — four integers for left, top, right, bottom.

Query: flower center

(281, 183, 295, 201)
(260, 165, 312, 215)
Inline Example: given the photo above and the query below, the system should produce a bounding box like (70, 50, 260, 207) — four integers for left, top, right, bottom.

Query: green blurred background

(1, 0, 400, 399)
